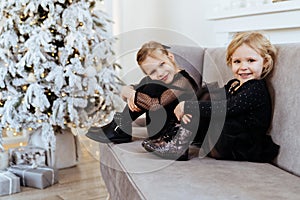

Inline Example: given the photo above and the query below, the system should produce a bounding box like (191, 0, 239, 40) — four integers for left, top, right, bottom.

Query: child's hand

(120, 85, 134, 101)
(121, 86, 140, 112)
(174, 101, 185, 120)
(182, 114, 192, 124)
(174, 101, 192, 124)
(127, 93, 141, 112)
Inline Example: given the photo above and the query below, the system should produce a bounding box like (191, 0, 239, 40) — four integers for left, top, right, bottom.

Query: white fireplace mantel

(207, 1, 300, 46)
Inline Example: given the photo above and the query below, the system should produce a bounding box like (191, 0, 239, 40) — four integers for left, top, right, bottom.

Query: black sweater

(185, 79, 279, 162)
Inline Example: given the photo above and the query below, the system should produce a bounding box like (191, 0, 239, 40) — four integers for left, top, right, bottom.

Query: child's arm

(134, 74, 195, 111)
(184, 79, 269, 118)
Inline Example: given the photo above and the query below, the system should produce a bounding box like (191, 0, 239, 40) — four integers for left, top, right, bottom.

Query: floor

(1, 142, 109, 200)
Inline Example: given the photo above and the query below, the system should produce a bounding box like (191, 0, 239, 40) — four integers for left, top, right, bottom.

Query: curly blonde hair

(226, 31, 277, 78)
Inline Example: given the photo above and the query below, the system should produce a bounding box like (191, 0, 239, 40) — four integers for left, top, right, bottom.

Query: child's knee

(136, 83, 168, 97)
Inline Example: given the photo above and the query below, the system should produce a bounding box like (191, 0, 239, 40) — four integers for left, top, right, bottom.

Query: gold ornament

(22, 85, 28, 91)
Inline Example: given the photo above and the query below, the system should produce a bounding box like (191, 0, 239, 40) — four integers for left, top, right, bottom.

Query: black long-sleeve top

(185, 79, 279, 162)
(134, 70, 199, 112)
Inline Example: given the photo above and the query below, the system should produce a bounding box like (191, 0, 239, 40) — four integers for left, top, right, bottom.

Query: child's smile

(140, 52, 179, 84)
(231, 43, 264, 85)
(238, 72, 252, 79)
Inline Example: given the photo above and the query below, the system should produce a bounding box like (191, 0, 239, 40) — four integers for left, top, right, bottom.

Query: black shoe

(86, 122, 132, 143)
(86, 113, 132, 143)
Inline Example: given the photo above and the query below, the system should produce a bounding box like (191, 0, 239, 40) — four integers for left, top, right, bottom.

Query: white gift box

(8, 165, 58, 189)
(0, 151, 9, 170)
(0, 170, 20, 196)
(28, 128, 80, 169)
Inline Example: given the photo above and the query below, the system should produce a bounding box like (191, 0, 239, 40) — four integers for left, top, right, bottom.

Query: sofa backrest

(170, 45, 205, 89)
(203, 44, 300, 176)
(267, 43, 300, 176)
(202, 47, 233, 86)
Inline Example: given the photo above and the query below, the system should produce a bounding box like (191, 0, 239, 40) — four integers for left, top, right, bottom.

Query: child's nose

(240, 62, 249, 70)
(157, 68, 164, 77)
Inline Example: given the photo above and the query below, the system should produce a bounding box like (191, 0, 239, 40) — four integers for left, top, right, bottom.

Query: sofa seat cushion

(100, 129, 300, 200)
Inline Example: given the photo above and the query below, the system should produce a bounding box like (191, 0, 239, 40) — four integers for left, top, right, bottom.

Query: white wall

(207, 0, 300, 46)
(108, 0, 216, 47)
(102, 0, 300, 83)
(104, 0, 217, 84)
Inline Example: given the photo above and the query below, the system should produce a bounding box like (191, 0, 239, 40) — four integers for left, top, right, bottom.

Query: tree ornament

(27, 73, 37, 83)
(0, 0, 122, 153)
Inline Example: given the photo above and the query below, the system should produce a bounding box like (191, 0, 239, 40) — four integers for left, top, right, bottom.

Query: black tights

(119, 78, 178, 139)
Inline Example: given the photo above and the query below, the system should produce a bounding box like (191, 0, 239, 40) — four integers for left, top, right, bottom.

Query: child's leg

(116, 78, 167, 127)
(86, 79, 167, 143)
(135, 82, 173, 139)
(185, 115, 210, 147)
(117, 76, 167, 126)
(106, 81, 169, 141)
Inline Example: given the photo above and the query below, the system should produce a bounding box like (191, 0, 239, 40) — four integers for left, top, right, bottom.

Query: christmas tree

(0, 0, 121, 151)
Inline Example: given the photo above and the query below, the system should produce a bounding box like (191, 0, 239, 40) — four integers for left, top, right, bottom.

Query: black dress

(184, 79, 280, 162)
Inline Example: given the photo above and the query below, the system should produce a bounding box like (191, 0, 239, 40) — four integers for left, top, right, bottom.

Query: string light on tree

(0, 0, 122, 152)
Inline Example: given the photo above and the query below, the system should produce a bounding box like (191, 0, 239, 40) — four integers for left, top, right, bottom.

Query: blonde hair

(226, 31, 277, 78)
(136, 41, 177, 74)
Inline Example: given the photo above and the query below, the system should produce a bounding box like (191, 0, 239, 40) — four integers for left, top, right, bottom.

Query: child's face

(231, 43, 264, 85)
(140, 52, 179, 84)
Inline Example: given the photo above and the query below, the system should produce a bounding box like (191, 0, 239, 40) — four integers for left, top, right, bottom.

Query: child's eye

(233, 60, 240, 64)
(159, 62, 165, 67)
(248, 59, 255, 62)
(149, 71, 155, 76)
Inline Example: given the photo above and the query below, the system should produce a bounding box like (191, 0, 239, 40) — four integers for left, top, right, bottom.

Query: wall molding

(207, 1, 300, 46)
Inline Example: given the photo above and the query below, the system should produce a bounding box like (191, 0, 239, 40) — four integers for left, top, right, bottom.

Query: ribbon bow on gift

(11, 146, 47, 166)
(0, 170, 14, 195)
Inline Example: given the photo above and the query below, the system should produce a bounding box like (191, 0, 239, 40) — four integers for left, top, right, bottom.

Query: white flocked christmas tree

(0, 0, 122, 151)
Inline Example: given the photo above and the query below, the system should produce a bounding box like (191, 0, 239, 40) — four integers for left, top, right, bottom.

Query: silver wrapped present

(8, 165, 58, 189)
(10, 146, 47, 166)
(0, 151, 9, 170)
(28, 128, 80, 169)
(0, 170, 21, 196)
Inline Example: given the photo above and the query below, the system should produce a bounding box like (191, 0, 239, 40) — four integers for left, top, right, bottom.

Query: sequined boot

(141, 121, 179, 148)
(86, 112, 132, 143)
(143, 125, 193, 161)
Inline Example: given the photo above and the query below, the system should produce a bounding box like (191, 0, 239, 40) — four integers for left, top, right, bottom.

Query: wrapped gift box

(0, 151, 9, 170)
(0, 170, 21, 196)
(9, 146, 47, 166)
(28, 128, 80, 169)
(8, 165, 58, 189)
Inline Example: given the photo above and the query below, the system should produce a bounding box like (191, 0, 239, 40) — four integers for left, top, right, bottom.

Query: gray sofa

(99, 44, 300, 200)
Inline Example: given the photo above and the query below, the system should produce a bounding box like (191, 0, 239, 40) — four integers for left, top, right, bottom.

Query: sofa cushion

(100, 134, 300, 200)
